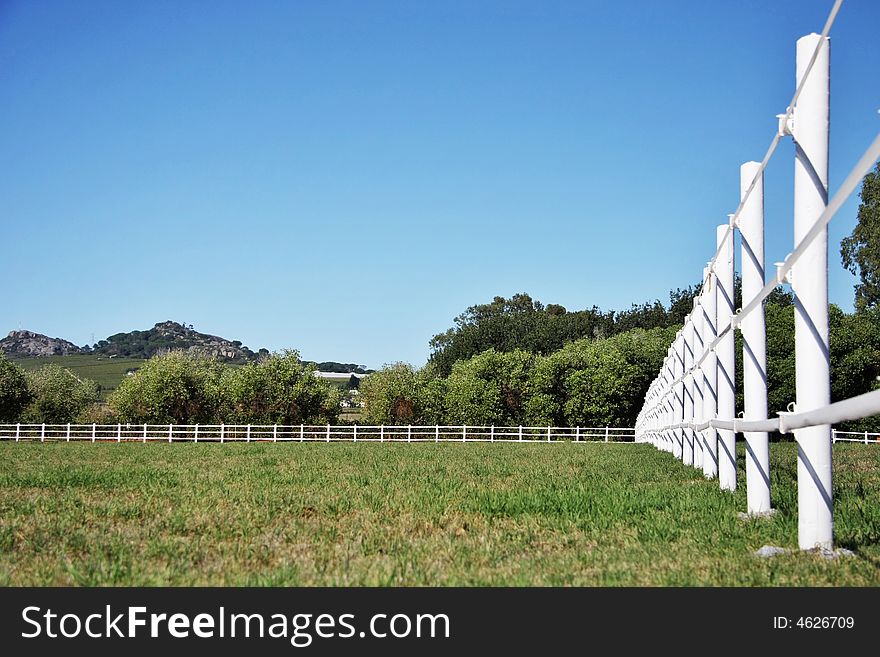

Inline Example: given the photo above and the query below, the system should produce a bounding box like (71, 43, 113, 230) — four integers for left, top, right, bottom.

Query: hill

(0, 330, 86, 358)
(92, 321, 262, 363)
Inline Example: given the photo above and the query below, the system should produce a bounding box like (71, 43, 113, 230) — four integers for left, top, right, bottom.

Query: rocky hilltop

(3, 322, 367, 370)
(92, 321, 262, 362)
(0, 330, 86, 358)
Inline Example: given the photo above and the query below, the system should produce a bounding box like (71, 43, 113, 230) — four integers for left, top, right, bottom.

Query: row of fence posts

(7, 423, 618, 443)
(637, 33, 833, 550)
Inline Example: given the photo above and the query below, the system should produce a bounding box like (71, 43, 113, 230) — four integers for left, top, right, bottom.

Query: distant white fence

(832, 430, 880, 445)
(0, 424, 635, 444)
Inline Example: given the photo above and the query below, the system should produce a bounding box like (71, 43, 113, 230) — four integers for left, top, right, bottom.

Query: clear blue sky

(2, 0, 878, 368)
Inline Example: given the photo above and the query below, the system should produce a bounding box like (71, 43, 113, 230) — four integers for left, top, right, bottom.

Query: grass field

(0, 441, 878, 586)
(11, 355, 145, 396)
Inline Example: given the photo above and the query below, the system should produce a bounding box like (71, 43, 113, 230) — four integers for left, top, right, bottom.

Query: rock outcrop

(0, 330, 85, 358)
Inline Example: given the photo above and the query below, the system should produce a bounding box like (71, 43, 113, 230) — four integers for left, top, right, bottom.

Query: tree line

(0, 351, 341, 426)
(361, 292, 880, 432)
(428, 287, 698, 376)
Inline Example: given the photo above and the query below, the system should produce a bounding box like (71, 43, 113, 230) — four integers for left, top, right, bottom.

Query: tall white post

(701, 266, 718, 479)
(673, 335, 685, 460)
(792, 33, 832, 550)
(683, 317, 695, 466)
(692, 301, 705, 470)
(665, 353, 674, 453)
(716, 224, 736, 491)
(740, 160, 772, 513)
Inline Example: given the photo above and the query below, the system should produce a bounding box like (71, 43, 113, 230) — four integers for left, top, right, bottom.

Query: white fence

(635, 0, 880, 551)
(832, 430, 880, 445)
(0, 424, 635, 444)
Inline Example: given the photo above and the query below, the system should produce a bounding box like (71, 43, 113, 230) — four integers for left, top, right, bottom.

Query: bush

(109, 352, 224, 424)
(444, 349, 535, 425)
(0, 356, 31, 422)
(21, 365, 100, 423)
(359, 363, 425, 424)
(221, 350, 341, 425)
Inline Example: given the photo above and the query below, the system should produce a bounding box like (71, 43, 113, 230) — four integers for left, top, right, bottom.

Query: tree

(0, 356, 31, 422)
(841, 162, 880, 311)
(830, 305, 880, 432)
(221, 350, 341, 424)
(109, 352, 224, 424)
(21, 365, 100, 423)
(444, 349, 536, 425)
(428, 289, 700, 376)
(522, 327, 677, 428)
(359, 363, 423, 424)
(557, 328, 676, 427)
(417, 366, 448, 425)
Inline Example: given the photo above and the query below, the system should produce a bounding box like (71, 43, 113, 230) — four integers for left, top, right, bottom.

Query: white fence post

(683, 319, 695, 464)
(547, 426, 551, 443)
(693, 297, 704, 469)
(300, 424, 304, 442)
(792, 32, 832, 550)
(519, 425, 523, 442)
(674, 332, 685, 460)
(717, 223, 737, 491)
(741, 160, 772, 513)
(866, 431, 870, 445)
(15, 423, 20, 442)
(273, 424, 277, 443)
(169, 424, 173, 443)
(220, 424, 225, 444)
(666, 354, 678, 457)
(327, 424, 331, 442)
(491, 425, 495, 442)
(66, 423, 71, 442)
(194, 424, 199, 443)
(407, 424, 412, 443)
(353, 425, 357, 442)
(701, 266, 719, 480)
(463, 425, 467, 442)
(41, 423, 45, 442)
(246, 425, 250, 443)
(605, 426, 610, 443)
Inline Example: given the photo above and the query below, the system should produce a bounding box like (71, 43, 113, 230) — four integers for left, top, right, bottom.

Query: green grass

(0, 442, 878, 586)
(11, 355, 146, 396)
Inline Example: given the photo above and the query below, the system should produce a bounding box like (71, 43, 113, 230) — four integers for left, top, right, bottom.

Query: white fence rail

(635, 0, 880, 551)
(0, 424, 635, 444)
(832, 430, 880, 445)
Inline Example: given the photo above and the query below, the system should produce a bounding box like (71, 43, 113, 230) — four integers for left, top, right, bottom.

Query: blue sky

(2, 0, 878, 368)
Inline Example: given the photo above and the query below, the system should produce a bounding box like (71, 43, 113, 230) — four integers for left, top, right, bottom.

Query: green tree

(359, 363, 423, 424)
(428, 289, 699, 376)
(444, 349, 536, 425)
(0, 356, 32, 422)
(21, 365, 100, 423)
(109, 352, 224, 424)
(417, 369, 448, 424)
(830, 305, 880, 432)
(524, 327, 677, 427)
(565, 328, 676, 427)
(841, 162, 880, 311)
(221, 350, 341, 424)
